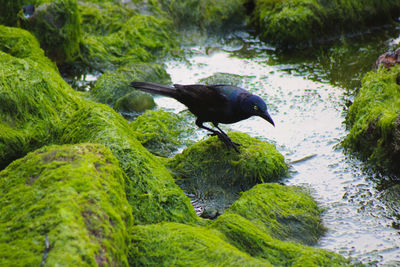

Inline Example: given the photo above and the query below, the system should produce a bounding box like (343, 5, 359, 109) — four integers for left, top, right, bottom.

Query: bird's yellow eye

(253, 105, 259, 111)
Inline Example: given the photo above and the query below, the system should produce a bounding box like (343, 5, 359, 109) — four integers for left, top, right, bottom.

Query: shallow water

(155, 30, 400, 265)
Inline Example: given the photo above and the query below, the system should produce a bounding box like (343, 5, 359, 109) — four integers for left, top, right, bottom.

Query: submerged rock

(374, 47, 400, 69)
(0, 143, 132, 266)
(344, 64, 400, 175)
(167, 132, 288, 217)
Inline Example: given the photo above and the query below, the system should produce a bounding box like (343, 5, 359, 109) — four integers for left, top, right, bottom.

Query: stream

(153, 29, 400, 265)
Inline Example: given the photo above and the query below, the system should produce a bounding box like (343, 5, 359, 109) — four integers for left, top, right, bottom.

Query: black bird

(130, 81, 275, 152)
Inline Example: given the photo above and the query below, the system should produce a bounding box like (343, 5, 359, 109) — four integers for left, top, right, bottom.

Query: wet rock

(374, 47, 400, 69)
(167, 132, 288, 216)
(130, 110, 195, 157)
(0, 143, 132, 266)
(198, 72, 245, 86)
(114, 91, 155, 113)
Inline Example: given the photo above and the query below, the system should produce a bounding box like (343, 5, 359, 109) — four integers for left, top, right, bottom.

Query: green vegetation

(251, 0, 400, 48)
(131, 110, 195, 157)
(344, 65, 400, 174)
(90, 62, 170, 110)
(0, 143, 132, 266)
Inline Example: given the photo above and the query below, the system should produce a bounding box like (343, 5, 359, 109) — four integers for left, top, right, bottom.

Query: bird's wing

(173, 84, 229, 107)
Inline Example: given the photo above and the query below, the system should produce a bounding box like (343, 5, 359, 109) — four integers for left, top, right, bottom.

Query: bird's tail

(130, 81, 177, 98)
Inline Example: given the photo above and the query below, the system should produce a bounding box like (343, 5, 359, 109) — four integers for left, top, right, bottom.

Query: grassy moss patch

(344, 65, 400, 174)
(130, 110, 195, 157)
(252, 0, 400, 48)
(0, 143, 132, 266)
(224, 183, 325, 245)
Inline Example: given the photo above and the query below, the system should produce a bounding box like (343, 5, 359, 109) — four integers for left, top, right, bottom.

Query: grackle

(130, 81, 274, 152)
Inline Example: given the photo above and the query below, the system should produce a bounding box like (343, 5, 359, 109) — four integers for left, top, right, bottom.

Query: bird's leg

(213, 123, 241, 148)
(195, 120, 240, 152)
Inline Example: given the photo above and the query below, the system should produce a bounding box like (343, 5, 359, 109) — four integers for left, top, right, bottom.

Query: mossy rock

(130, 110, 195, 157)
(0, 26, 82, 169)
(252, 0, 400, 48)
(344, 65, 400, 175)
(80, 13, 179, 72)
(129, 222, 270, 266)
(211, 213, 349, 266)
(156, 0, 247, 32)
(222, 183, 325, 245)
(18, 0, 82, 64)
(167, 132, 288, 216)
(197, 72, 245, 86)
(114, 91, 156, 113)
(0, 143, 132, 266)
(60, 104, 198, 225)
(90, 62, 171, 108)
(0, 0, 36, 26)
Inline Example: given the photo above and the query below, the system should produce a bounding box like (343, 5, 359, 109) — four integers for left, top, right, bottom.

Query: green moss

(212, 213, 349, 266)
(114, 91, 156, 113)
(156, 0, 247, 32)
(90, 62, 171, 108)
(224, 183, 325, 245)
(129, 222, 270, 266)
(80, 13, 179, 72)
(167, 132, 287, 216)
(252, 0, 400, 48)
(0, 143, 132, 266)
(344, 65, 400, 174)
(61, 104, 198, 225)
(18, 0, 82, 64)
(130, 110, 195, 157)
(0, 0, 34, 26)
(0, 26, 82, 168)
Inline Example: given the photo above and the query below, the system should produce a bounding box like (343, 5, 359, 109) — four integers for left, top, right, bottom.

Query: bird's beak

(260, 112, 275, 127)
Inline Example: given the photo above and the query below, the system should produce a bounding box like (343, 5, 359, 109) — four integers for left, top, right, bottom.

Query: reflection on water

(157, 30, 400, 265)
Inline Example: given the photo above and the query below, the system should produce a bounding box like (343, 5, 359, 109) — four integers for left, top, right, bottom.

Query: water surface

(156, 30, 400, 265)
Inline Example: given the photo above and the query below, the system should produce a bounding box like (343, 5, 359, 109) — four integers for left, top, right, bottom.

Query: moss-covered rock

(114, 91, 156, 113)
(80, 13, 179, 72)
(0, 143, 132, 266)
(130, 110, 195, 157)
(89, 62, 171, 109)
(156, 0, 247, 32)
(0, 0, 34, 26)
(60, 104, 198, 225)
(197, 72, 245, 86)
(222, 183, 325, 245)
(18, 0, 82, 64)
(129, 222, 270, 266)
(167, 132, 288, 216)
(212, 213, 349, 266)
(252, 0, 400, 48)
(0, 26, 82, 169)
(344, 65, 400, 175)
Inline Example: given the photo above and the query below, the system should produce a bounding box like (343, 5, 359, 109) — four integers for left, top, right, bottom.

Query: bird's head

(243, 95, 275, 126)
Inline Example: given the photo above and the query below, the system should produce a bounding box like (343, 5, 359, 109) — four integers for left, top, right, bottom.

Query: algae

(130, 110, 195, 157)
(0, 143, 132, 266)
(90, 61, 171, 109)
(223, 183, 326, 245)
(18, 0, 82, 64)
(252, 0, 400, 48)
(344, 65, 400, 174)
(167, 132, 288, 216)
(60, 104, 198, 225)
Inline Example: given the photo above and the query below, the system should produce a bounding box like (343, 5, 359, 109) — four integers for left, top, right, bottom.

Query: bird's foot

(215, 133, 241, 153)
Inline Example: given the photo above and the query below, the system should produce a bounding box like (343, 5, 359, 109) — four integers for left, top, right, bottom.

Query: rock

(167, 132, 288, 215)
(114, 91, 156, 113)
(0, 143, 132, 266)
(374, 47, 400, 69)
